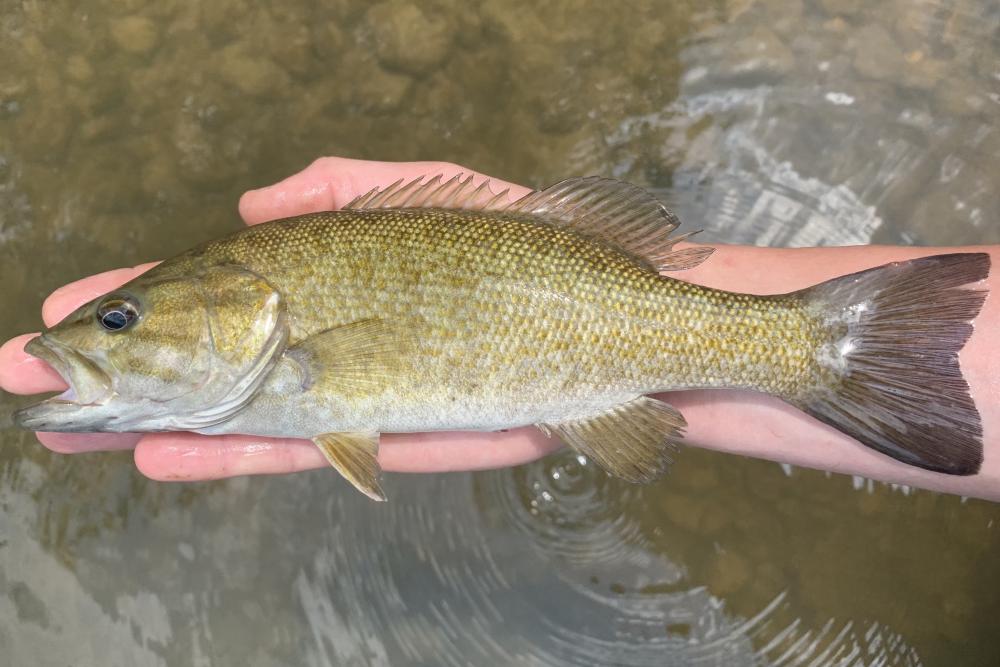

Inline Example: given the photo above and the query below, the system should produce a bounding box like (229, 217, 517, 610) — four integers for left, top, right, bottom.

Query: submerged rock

(707, 550, 750, 596)
(218, 44, 290, 96)
(337, 51, 413, 113)
(819, 0, 864, 17)
(65, 55, 95, 83)
(852, 24, 905, 81)
(367, 1, 454, 76)
(725, 27, 796, 79)
(109, 16, 159, 55)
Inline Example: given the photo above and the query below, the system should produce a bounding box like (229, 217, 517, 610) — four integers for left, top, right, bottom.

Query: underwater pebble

(65, 55, 95, 83)
(532, 78, 585, 134)
(698, 504, 731, 535)
(309, 22, 346, 61)
(172, 115, 234, 190)
(0, 72, 27, 98)
(728, 27, 795, 77)
(908, 189, 985, 245)
(852, 24, 905, 81)
(268, 25, 314, 77)
(368, 1, 454, 75)
(899, 52, 947, 91)
(707, 550, 750, 596)
(759, 0, 805, 37)
(219, 44, 290, 96)
(725, 0, 755, 22)
(657, 491, 706, 533)
(934, 75, 989, 117)
(80, 116, 118, 144)
(678, 463, 721, 491)
(345, 53, 414, 113)
(15, 105, 72, 159)
(822, 16, 848, 33)
(819, 0, 864, 17)
(109, 16, 159, 55)
(141, 154, 179, 198)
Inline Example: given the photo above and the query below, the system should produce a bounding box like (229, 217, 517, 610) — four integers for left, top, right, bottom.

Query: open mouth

(13, 336, 113, 431)
(24, 336, 84, 402)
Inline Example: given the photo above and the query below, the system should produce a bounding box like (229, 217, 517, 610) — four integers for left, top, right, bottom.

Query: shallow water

(1, 0, 999, 665)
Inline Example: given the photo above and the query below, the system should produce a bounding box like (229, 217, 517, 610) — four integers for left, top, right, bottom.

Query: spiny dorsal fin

(344, 173, 511, 212)
(313, 432, 386, 501)
(345, 174, 714, 273)
(538, 396, 686, 483)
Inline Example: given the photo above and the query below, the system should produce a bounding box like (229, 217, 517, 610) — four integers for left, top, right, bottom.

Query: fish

(14, 175, 989, 500)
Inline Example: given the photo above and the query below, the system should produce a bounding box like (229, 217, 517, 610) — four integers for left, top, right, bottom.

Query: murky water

(2, 1, 999, 665)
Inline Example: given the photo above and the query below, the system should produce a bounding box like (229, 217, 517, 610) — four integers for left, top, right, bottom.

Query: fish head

(15, 264, 288, 432)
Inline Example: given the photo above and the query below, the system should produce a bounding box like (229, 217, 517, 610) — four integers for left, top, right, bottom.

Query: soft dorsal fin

(505, 177, 713, 272)
(345, 174, 714, 272)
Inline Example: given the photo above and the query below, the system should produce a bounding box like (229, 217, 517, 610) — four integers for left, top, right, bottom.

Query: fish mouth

(13, 336, 114, 432)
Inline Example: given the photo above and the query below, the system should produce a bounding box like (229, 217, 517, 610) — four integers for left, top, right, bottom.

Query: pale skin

(1, 157, 998, 501)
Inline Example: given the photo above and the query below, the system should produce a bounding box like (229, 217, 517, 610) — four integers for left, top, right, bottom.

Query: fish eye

(96, 295, 140, 332)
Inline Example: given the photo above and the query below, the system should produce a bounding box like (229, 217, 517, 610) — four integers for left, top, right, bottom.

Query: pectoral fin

(313, 432, 386, 501)
(538, 396, 686, 483)
(286, 318, 404, 393)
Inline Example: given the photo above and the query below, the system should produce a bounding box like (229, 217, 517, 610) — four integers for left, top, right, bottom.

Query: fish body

(15, 176, 989, 499)
(189, 207, 818, 436)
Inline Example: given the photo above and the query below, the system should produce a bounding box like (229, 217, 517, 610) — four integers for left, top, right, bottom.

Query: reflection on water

(1, 0, 999, 665)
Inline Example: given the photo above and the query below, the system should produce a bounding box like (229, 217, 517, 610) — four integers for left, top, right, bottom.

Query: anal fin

(538, 396, 686, 483)
(313, 432, 386, 501)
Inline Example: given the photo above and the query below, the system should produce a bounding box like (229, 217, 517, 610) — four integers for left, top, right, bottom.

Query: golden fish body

(187, 207, 819, 436)
(15, 176, 988, 499)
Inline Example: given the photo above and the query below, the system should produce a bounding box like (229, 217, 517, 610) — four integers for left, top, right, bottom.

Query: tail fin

(798, 253, 989, 475)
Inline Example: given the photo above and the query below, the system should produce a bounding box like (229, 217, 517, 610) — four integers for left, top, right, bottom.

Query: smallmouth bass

(15, 175, 989, 499)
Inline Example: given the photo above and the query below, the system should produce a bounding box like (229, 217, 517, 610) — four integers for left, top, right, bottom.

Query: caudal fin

(798, 253, 989, 475)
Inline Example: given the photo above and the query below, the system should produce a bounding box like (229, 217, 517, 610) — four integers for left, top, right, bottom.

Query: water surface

(1, 1, 999, 665)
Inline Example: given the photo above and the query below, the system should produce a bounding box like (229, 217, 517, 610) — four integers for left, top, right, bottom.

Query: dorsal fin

(344, 173, 511, 212)
(344, 174, 714, 272)
(505, 177, 713, 272)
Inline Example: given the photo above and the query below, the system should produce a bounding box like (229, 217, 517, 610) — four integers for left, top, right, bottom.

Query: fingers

(133, 433, 326, 481)
(0, 334, 65, 394)
(238, 156, 532, 225)
(379, 429, 559, 473)
(37, 432, 142, 454)
(133, 428, 561, 482)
